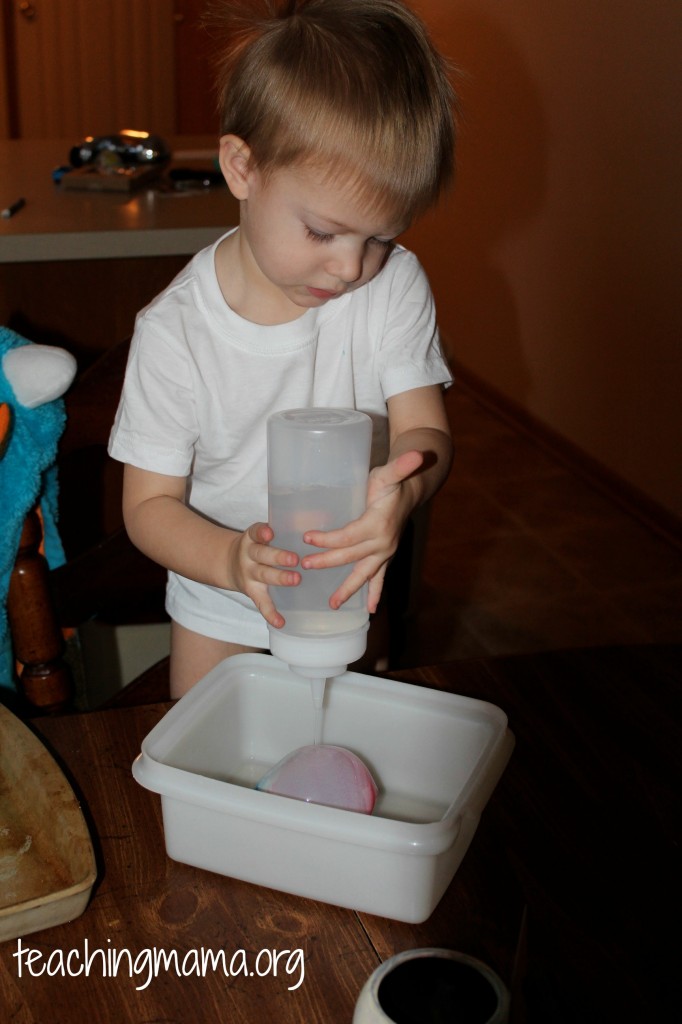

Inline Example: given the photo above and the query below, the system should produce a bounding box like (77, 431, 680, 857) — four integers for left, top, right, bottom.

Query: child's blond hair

(207, 0, 457, 222)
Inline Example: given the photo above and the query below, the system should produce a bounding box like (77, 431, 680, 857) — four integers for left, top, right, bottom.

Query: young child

(108, 0, 457, 697)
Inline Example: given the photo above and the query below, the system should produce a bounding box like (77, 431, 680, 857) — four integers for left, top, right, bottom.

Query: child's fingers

(252, 587, 286, 629)
(232, 525, 301, 611)
(301, 525, 360, 556)
(327, 563, 370, 610)
(247, 555, 300, 587)
(239, 533, 298, 628)
(301, 508, 389, 560)
(249, 521, 274, 543)
(244, 522, 299, 569)
(268, 548, 300, 569)
(366, 569, 387, 614)
(301, 536, 375, 570)
(327, 555, 388, 611)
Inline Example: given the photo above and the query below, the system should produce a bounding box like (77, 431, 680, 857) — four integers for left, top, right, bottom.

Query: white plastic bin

(132, 654, 514, 923)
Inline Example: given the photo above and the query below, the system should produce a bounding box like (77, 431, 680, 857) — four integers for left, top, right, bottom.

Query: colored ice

(256, 744, 378, 814)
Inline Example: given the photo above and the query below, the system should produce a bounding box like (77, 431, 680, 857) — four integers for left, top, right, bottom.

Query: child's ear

(219, 134, 252, 200)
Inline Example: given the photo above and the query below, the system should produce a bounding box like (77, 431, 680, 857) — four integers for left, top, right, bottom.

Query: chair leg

(7, 509, 72, 713)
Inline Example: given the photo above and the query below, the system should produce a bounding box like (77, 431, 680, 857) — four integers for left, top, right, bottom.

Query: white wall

(405, 0, 682, 518)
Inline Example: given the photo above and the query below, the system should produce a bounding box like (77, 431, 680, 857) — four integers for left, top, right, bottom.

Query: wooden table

(0, 646, 679, 1022)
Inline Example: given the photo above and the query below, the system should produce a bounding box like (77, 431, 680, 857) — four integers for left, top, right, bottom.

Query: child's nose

(327, 243, 364, 284)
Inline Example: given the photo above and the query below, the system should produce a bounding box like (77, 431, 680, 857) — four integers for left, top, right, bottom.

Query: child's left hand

(300, 449, 425, 613)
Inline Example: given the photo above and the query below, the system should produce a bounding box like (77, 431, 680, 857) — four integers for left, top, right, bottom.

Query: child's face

(235, 160, 407, 321)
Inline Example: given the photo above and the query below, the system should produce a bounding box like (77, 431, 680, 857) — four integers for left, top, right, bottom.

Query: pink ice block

(256, 744, 378, 814)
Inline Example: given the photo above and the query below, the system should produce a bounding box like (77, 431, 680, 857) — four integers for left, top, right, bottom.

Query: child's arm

(300, 384, 453, 612)
(122, 464, 300, 628)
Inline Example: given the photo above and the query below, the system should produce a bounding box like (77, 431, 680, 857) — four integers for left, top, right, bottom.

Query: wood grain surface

(1, 645, 677, 1022)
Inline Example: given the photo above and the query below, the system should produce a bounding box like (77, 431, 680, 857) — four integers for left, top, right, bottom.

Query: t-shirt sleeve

(374, 250, 453, 399)
(108, 314, 199, 476)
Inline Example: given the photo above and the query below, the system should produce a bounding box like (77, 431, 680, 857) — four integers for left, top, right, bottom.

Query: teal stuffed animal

(0, 327, 77, 693)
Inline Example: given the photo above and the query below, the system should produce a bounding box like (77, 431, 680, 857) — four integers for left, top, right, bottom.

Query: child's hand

(229, 523, 300, 628)
(300, 450, 424, 613)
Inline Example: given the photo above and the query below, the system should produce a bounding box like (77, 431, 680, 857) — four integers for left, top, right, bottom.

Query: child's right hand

(228, 522, 300, 629)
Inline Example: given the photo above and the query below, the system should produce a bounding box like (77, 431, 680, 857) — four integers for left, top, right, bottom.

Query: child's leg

(170, 620, 264, 698)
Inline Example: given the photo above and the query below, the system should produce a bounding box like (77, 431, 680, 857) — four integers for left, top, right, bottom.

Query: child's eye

(306, 227, 335, 243)
(305, 227, 394, 248)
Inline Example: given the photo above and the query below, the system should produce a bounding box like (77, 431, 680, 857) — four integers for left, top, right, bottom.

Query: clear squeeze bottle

(267, 408, 372, 704)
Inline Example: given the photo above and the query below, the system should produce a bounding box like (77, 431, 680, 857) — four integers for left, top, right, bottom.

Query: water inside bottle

(269, 483, 368, 632)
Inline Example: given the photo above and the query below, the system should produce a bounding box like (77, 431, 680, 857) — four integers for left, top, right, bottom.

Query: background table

(0, 137, 238, 365)
(0, 137, 236, 263)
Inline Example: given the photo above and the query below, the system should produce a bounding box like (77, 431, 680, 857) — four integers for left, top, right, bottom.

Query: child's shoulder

(365, 244, 432, 300)
(385, 244, 427, 277)
(136, 236, 224, 328)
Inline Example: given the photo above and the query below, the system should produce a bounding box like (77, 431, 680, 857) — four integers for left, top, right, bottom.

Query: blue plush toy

(0, 327, 77, 693)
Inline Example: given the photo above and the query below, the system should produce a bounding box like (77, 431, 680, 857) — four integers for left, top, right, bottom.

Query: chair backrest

(8, 507, 72, 712)
(6, 338, 166, 714)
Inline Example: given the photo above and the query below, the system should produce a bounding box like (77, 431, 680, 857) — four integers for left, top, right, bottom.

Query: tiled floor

(397, 381, 682, 667)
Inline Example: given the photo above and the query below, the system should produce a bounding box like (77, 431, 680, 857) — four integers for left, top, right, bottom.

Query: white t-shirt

(108, 230, 452, 645)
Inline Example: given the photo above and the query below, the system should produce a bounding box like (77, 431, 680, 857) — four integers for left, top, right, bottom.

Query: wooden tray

(0, 704, 97, 941)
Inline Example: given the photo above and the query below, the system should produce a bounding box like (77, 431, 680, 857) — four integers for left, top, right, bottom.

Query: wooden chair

(6, 339, 167, 714)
